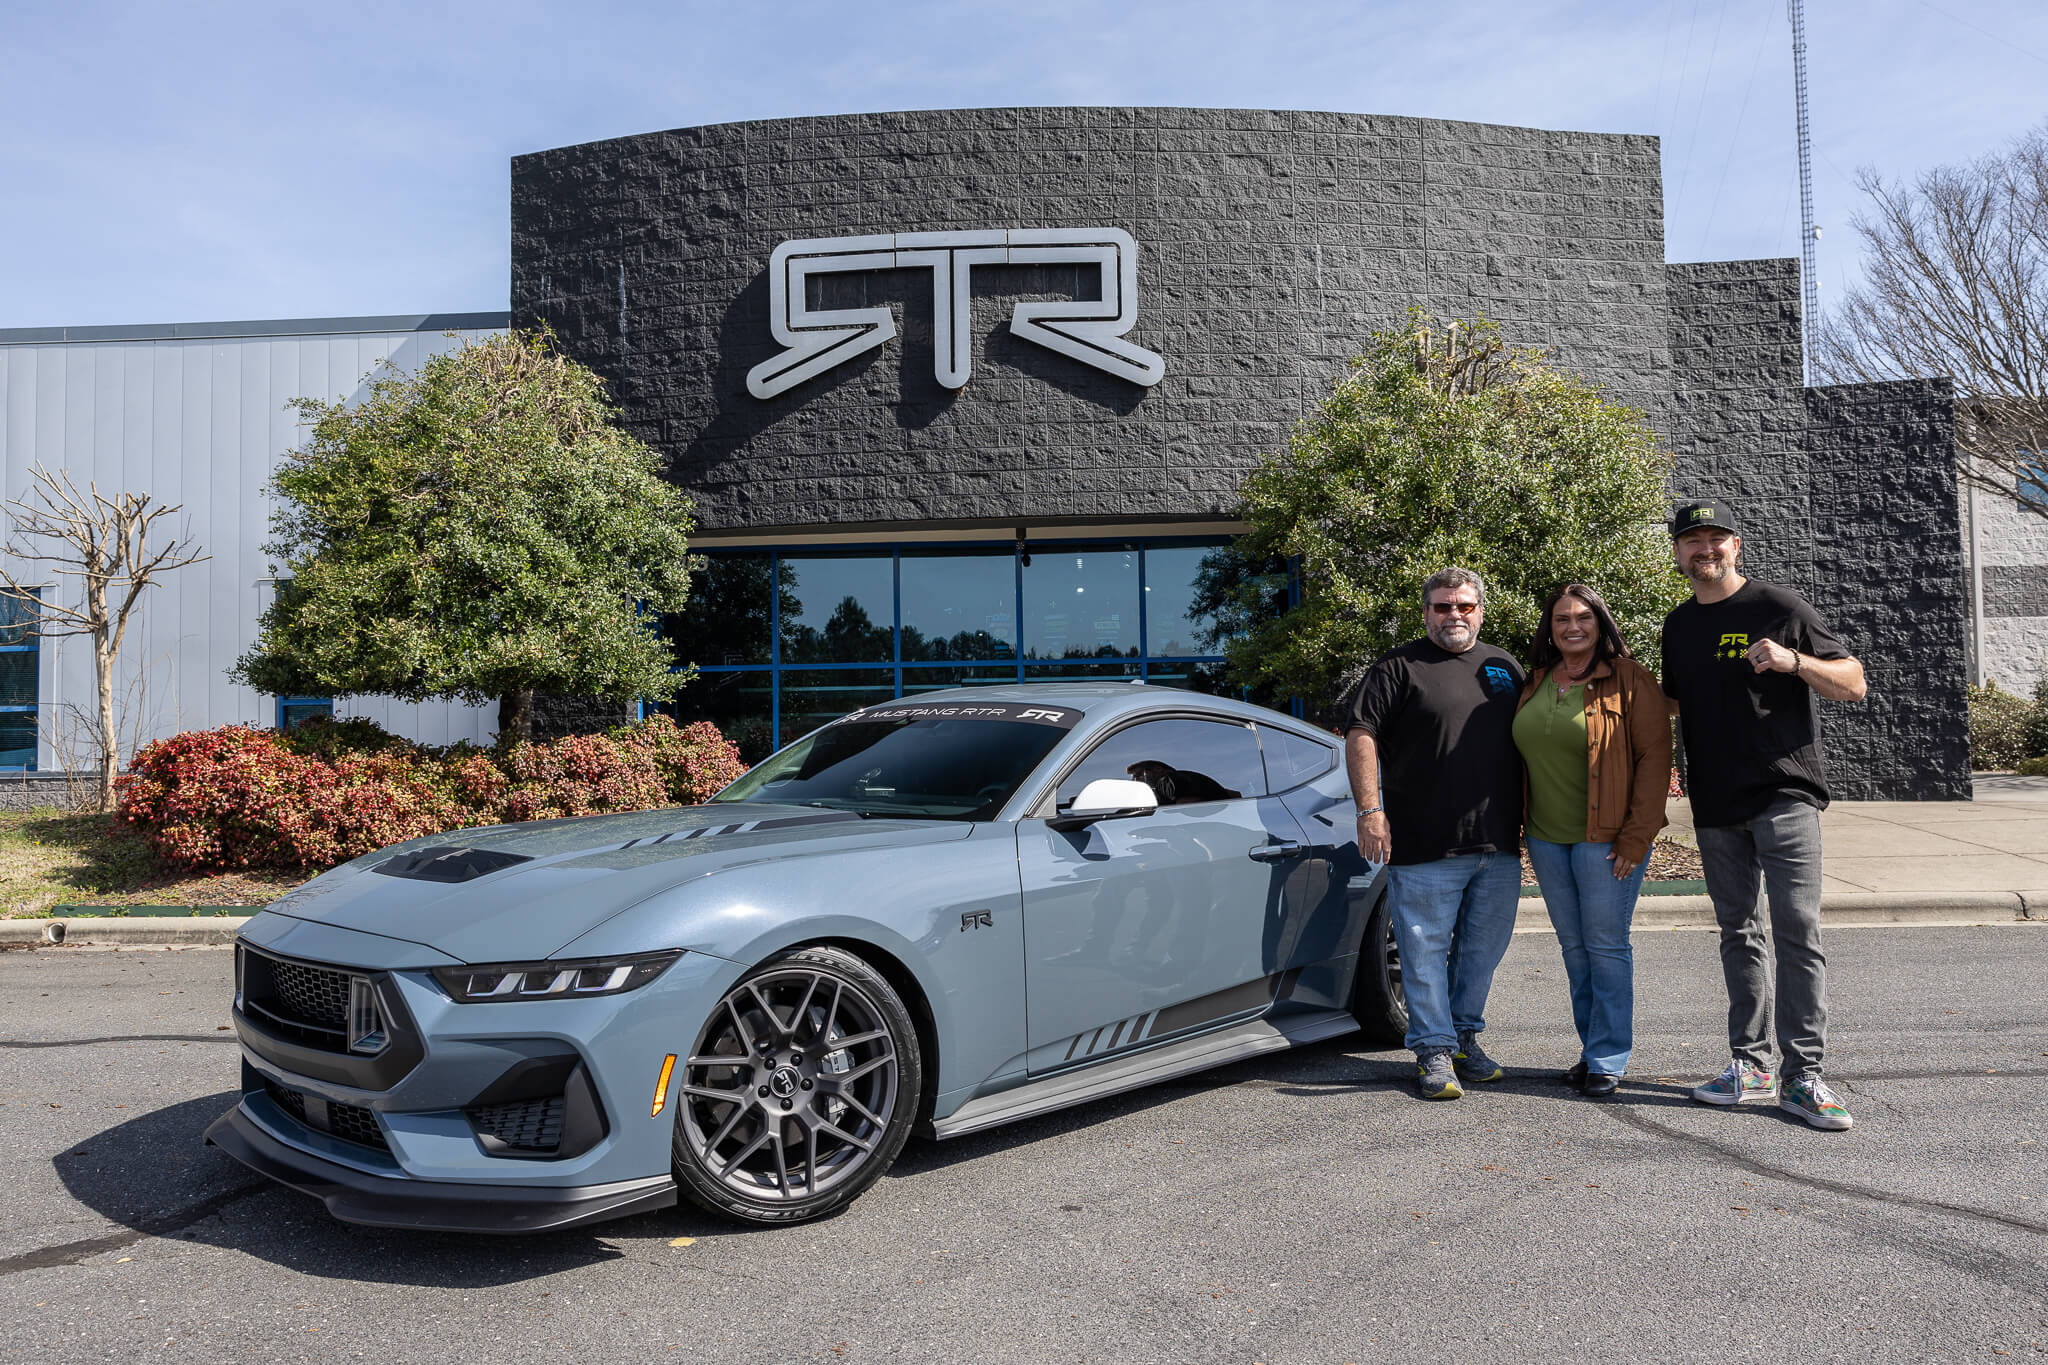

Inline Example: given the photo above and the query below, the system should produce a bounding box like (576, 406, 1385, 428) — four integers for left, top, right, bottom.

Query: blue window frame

(0, 591, 38, 769)
(661, 537, 1294, 760)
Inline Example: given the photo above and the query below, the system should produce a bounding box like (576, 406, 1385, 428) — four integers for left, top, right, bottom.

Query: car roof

(865, 681, 1334, 740)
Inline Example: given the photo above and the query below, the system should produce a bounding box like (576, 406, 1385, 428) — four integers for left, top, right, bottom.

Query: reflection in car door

(1014, 716, 1314, 1074)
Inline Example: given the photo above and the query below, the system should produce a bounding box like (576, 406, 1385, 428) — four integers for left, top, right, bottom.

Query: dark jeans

(1696, 797, 1829, 1080)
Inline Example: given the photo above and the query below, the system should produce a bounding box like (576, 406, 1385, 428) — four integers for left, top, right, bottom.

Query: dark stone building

(512, 107, 1966, 799)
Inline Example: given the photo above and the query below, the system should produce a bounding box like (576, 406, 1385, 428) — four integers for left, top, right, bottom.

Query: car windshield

(712, 705, 1077, 820)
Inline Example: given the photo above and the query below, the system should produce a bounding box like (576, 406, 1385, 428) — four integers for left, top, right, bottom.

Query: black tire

(671, 945, 921, 1225)
(1348, 875, 1407, 1048)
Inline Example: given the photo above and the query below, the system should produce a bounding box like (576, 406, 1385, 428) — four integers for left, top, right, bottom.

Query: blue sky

(5, 0, 2044, 329)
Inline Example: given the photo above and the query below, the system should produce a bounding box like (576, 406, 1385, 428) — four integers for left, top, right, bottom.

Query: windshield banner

(846, 701, 1084, 729)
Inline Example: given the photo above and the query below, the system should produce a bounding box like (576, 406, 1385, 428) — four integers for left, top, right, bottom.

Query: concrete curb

(0, 917, 248, 947)
(5, 889, 2044, 949)
(1518, 890, 2045, 932)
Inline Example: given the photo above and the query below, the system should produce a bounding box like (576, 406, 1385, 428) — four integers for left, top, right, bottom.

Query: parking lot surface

(2, 927, 2044, 1364)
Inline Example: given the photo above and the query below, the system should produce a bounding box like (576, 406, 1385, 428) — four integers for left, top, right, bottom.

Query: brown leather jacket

(1515, 654, 1671, 864)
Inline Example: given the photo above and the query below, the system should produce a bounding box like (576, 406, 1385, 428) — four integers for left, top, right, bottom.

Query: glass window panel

(900, 551, 1016, 661)
(901, 664, 1021, 694)
(667, 670, 776, 766)
(1023, 546, 1138, 661)
(279, 700, 334, 731)
(1056, 717, 1266, 808)
(1144, 543, 1287, 658)
(781, 555, 895, 664)
(1022, 660, 1140, 684)
(0, 652, 35, 707)
(665, 553, 776, 668)
(0, 594, 37, 646)
(0, 714, 33, 767)
(1258, 724, 1338, 791)
(778, 668, 898, 742)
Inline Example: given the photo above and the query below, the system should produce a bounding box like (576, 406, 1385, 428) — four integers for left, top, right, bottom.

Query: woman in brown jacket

(1512, 584, 1670, 1096)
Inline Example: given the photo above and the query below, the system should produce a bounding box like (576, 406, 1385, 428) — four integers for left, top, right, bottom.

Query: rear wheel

(1348, 875, 1407, 1048)
(671, 946, 921, 1224)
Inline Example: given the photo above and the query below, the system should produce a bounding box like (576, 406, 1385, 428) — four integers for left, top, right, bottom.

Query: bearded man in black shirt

(1661, 499, 1867, 1131)
(1347, 567, 1526, 1101)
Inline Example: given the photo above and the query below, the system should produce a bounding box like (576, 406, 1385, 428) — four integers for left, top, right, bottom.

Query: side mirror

(1047, 778, 1159, 832)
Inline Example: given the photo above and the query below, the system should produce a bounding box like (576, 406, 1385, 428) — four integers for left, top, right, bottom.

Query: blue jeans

(1525, 837, 1647, 1077)
(1385, 851, 1522, 1053)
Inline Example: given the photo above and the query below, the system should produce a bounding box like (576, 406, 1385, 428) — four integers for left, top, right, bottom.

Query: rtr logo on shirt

(1718, 632, 1750, 660)
(1482, 663, 1517, 694)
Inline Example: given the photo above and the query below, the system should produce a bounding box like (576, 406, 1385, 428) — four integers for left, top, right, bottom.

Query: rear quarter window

(1258, 724, 1338, 791)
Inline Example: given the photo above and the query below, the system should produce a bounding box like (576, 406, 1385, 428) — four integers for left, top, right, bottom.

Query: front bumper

(205, 1103, 676, 1233)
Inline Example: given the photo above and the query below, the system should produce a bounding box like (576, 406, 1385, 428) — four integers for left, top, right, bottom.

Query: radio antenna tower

(1789, 0, 1819, 383)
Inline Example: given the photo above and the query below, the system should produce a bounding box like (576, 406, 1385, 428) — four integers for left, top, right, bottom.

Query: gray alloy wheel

(671, 945, 921, 1224)
(1348, 875, 1407, 1047)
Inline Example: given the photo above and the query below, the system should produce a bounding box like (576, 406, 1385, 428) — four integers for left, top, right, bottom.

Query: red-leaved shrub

(118, 714, 749, 872)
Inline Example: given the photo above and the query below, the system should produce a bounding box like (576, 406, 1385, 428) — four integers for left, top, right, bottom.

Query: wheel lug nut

(781, 1099, 793, 1111)
(801, 1079, 813, 1091)
(757, 1086, 769, 1097)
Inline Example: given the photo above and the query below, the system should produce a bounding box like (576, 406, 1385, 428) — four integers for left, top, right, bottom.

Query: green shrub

(1968, 682, 2039, 771)
(2018, 755, 2048, 778)
(117, 715, 748, 872)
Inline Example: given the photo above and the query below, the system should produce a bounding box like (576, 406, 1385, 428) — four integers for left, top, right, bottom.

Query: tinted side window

(1056, 718, 1266, 808)
(1258, 725, 1338, 791)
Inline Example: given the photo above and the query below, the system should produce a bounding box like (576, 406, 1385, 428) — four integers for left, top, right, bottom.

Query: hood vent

(373, 846, 534, 884)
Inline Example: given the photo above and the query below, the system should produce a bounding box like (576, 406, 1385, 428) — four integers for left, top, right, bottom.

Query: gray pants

(1696, 797, 1828, 1080)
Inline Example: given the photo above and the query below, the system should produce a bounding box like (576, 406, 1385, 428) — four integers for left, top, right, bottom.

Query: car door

(1015, 714, 1313, 1073)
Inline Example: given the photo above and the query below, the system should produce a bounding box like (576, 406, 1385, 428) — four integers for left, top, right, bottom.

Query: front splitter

(204, 1104, 676, 1234)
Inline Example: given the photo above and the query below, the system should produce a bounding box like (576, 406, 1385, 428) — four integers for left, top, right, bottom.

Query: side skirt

(928, 1008, 1358, 1140)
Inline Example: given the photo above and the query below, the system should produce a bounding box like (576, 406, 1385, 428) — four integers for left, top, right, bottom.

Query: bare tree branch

(0, 462, 211, 810)
(1813, 121, 2048, 515)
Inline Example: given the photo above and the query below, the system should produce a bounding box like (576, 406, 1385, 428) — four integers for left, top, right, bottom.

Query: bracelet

(1355, 807, 1382, 818)
(1792, 651, 1802, 676)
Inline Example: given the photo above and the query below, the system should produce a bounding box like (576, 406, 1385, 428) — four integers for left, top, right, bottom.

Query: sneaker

(1780, 1075, 1853, 1131)
(1691, 1058, 1778, 1106)
(1417, 1048, 1464, 1100)
(1454, 1030, 1504, 1083)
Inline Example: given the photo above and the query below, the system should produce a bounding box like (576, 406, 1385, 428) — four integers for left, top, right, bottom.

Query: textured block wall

(1666, 260, 1969, 801)
(512, 108, 1669, 533)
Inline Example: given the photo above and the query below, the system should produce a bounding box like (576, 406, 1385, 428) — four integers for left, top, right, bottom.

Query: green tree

(1223, 312, 1684, 717)
(232, 330, 696, 743)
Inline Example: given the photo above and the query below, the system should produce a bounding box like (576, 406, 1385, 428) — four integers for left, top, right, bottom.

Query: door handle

(1248, 842, 1306, 862)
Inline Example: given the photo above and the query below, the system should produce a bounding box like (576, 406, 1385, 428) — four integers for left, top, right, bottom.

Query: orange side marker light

(650, 1053, 677, 1116)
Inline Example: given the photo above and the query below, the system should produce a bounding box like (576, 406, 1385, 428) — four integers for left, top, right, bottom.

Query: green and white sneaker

(1780, 1075, 1853, 1130)
(1454, 1029, 1504, 1083)
(1691, 1058, 1778, 1106)
(1417, 1048, 1464, 1101)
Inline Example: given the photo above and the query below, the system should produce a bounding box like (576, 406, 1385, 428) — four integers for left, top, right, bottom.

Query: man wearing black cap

(1662, 500, 1867, 1131)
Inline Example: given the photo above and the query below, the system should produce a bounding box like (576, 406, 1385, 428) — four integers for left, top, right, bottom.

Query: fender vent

(373, 846, 532, 884)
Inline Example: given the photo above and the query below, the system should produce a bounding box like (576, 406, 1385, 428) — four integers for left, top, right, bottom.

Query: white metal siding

(0, 326, 504, 768)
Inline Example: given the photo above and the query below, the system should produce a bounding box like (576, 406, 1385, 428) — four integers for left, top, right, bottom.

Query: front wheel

(671, 946, 922, 1224)
(1348, 874, 1407, 1048)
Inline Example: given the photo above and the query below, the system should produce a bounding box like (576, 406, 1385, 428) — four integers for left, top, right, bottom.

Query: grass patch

(0, 809, 304, 918)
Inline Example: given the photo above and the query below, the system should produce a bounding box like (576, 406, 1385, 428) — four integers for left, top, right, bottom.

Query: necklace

(1554, 659, 1593, 696)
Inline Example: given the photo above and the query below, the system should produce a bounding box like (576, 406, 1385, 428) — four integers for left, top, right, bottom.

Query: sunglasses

(1429, 601, 1479, 616)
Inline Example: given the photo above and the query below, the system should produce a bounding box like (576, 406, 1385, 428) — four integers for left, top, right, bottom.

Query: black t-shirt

(1661, 579, 1850, 827)
(1346, 638, 1526, 865)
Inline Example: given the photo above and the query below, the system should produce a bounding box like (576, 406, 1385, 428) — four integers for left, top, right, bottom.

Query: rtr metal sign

(746, 228, 1166, 400)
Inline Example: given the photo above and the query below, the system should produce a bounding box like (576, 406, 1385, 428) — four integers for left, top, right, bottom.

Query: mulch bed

(1520, 837, 1702, 887)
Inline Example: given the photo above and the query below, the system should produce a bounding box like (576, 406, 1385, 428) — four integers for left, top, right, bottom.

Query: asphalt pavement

(2, 928, 2044, 1364)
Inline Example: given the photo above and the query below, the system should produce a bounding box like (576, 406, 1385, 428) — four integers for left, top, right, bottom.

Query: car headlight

(432, 949, 683, 1003)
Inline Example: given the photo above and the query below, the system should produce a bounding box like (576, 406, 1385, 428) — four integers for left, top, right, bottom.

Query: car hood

(255, 804, 974, 963)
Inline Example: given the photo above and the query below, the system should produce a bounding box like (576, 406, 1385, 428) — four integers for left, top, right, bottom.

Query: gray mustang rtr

(208, 684, 1405, 1229)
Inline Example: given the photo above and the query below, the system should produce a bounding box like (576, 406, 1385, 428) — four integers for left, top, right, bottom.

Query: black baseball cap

(1670, 499, 1739, 538)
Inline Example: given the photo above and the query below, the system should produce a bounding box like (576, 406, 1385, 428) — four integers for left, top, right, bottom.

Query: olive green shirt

(1512, 681, 1589, 845)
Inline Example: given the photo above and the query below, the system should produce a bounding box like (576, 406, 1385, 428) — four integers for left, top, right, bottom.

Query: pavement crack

(0, 1033, 237, 1049)
(1602, 1103, 2048, 1237)
(0, 1182, 268, 1278)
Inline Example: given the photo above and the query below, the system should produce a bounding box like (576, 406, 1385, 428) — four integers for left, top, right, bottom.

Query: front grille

(268, 958, 350, 1029)
(263, 1080, 388, 1152)
(325, 1102, 388, 1151)
(468, 1096, 567, 1152)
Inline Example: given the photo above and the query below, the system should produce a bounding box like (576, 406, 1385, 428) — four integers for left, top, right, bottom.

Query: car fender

(549, 822, 1027, 1104)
